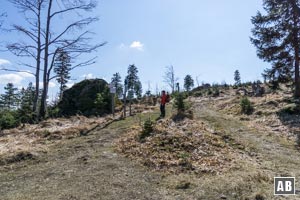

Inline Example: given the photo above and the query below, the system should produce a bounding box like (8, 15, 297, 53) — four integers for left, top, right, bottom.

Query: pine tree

(1, 83, 18, 110)
(0, 94, 5, 110)
(18, 82, 36, 123)
(126, 64, 141, 115)
(234, 70, 241, 86)
(134, 80, 143, 99)
(184, 75, 194, 92)
(123, 78, 128, 117)
(111, 72, 123, 97)
(20, 83, 35, 109)
(126, 64, 139, 90)
(54, 49, 71, 100)
(251, 0, 300, 97)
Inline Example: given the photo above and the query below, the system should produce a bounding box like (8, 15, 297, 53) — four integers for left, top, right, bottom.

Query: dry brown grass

(116, 117, 251, 174)
(212, 91, 299, 142)
(0, 115, 113, 160)
(0, 103, 155, 165)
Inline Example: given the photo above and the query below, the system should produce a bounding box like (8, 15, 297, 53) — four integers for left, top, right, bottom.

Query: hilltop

(0, 85, 300, 199)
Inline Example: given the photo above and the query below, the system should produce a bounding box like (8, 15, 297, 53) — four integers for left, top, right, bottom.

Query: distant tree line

(0, 82, 37, 129)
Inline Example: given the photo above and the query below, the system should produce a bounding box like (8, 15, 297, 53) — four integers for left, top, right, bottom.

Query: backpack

(166, 94, 170, 103)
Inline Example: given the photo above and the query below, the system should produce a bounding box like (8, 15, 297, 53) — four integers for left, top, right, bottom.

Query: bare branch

(17, 62, 45, 72)
(0, 67, 36, 76)
(50, 2, 96, 18)
(8, 0, 39, 16)
(71, 56, 97, 70)
(0, 12, 7, 28)
(163, 65, 179, 93)
(49, 56, 97, 81)
(7, 43, 37, 58)
(12, 24, 38, 42)
(48, 17, 98, 46)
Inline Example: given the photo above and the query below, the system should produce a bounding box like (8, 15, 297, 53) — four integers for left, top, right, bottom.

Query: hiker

(160, 90, 167, 118)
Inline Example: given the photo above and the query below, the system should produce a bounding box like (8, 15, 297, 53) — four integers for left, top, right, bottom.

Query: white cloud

(17, 71, 34, 78)
(36, 81, 56, 88)
(49, 82, 56, 88)
(0, 59, 11, 66)
(0, 70, 35, 86)
(0, 73, 26, 85)
(130, 41, 144, 51)
(81, 73, 94, 79)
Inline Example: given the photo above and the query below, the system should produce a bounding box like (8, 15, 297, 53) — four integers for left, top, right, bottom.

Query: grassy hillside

(1, 87, 300, 199)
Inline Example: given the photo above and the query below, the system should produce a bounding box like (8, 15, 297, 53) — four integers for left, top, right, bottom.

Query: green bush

(173, 93, 185, 113)
(95, 93, 108, 110)
(182, 91, 189, 99)
(140, 118, 154, 140)
(0, 110, 19, 130)
(207, 89, 213, 95)
(240, 97, 253, 115)
(47, 107, 60, 118)
(17, 106, 36, 124)
(212, 87, 220, 97)
(193, 91, 202, 97)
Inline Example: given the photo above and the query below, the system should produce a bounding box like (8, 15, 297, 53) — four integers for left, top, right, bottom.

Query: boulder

(58, 79, 111, 116)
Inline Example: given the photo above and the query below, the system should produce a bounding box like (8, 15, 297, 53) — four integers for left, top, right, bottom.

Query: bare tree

(5, 0, 105, 119)
(6, 0, 44, 115)
(39, 0, 105, 118)
(163, 65, 178, 93)
(195, 75, 200, 87)
(0, 12, 6, 28)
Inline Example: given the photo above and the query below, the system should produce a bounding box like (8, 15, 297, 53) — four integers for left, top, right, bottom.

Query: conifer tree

(251, 0, 300, 97)
(0, 94, 5, 110)
(111, 72, 123, 97)
(234, 70, 241, 86)
(125, 64, 141, 115)
(1, 83, 18, 109)
(20, 83, 35, 109)
(18, 82, 35, 123)
(134, 80, 143, 99)
(184, 75, 194, 92)
(54, 49, 71, 100)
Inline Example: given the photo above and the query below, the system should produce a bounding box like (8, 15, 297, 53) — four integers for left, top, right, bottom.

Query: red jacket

(161, 94, 167, 105)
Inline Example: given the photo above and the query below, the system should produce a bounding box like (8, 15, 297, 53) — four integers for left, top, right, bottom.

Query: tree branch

(50, 2, 96, 18)
(48, 17, 98, 46)
(0, 67, 36, 76)
(12, 25, 38, 42)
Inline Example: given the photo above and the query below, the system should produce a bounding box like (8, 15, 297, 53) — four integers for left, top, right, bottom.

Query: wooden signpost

(109, 83, 116, 117)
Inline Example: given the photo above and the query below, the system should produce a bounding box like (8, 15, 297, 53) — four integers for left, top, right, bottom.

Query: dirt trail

(194, 99, 300, 198)
(1, 101, 300, 199)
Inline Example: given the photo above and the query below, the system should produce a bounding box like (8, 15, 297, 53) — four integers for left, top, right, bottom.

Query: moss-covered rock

(58, 79, 111, 116)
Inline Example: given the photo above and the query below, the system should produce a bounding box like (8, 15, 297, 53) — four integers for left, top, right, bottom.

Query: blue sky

(0, 0, 269, 95)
